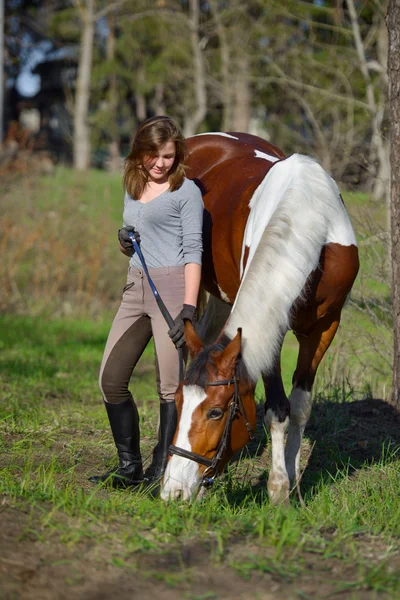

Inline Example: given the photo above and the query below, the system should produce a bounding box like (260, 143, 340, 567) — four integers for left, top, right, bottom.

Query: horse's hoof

(267, 472, 290, 506)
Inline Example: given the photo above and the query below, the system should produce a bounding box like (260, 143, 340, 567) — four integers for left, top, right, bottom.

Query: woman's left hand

(168, 304, 197, 348)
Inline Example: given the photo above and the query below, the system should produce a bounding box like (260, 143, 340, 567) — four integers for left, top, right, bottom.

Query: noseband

(168, 374, 255, 486)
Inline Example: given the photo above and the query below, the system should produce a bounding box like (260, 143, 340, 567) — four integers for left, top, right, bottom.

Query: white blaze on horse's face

(161, 385, 206, 501)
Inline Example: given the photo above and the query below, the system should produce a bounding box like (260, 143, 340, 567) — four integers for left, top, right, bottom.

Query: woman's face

(143, 140, 176, 183)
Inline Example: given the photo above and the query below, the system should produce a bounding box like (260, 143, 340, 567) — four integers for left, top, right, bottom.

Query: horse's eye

(207, 408, 224, 420)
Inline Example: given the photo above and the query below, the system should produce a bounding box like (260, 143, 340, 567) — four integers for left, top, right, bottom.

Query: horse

(160, 132, 359, 503)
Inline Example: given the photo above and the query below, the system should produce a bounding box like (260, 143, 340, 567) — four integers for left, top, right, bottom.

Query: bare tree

(232, 53, 250, 132)
(346, 0, 390, 202)
(387, 0, 400, 408)
(106, 11, 120, 172)
(73, 1, 162, 171)
(209, 0, 233, 131)
(183, 0, 207, 137)
(73, 0, 95, 171)
(0, 0, 4, 147)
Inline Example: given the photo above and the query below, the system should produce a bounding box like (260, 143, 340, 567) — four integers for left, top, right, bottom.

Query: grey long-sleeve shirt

(123, 177, 204, 269)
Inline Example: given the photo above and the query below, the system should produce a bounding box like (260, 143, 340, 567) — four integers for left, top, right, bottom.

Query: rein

(129, 234, 185, 381)
(169, 374, 255, 486)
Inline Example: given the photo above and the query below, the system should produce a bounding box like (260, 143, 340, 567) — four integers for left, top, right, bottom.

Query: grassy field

(0, 167, 399, 599)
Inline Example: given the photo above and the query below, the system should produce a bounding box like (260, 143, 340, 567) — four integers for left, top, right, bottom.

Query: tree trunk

(135, 67, 147, 123)
(374, 18, 391, 203)
(73, 0, 95, 171)
(152, 83, 165, 115)
(347, 0, 389, 202)
(387, 0, 400, 408)
(209, 0, 233, 131)
(232, 53, 250, 132)
(0, 0, 4, 147)
(184, 0, 207, 137)
(106, 12, 121, 172)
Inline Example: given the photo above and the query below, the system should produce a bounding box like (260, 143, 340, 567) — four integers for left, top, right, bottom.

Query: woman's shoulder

(177, 177, 202, 199)
(124, 189, 136, 202)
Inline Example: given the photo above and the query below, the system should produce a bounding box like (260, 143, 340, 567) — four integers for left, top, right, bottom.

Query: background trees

(0, 0, 389, 187)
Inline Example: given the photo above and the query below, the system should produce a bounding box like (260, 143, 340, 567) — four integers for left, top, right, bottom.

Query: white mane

(224, 154, 356, 382)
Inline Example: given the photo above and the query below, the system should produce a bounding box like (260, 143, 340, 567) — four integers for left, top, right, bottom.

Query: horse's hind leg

(285, 310, 341, 488)
(263, 351, 291, 505)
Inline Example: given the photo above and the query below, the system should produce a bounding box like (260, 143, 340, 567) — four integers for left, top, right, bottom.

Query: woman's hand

(168, 304, 197, 348)
(118, 226, 141, 252)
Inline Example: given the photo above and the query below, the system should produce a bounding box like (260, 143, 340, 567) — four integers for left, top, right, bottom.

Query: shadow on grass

(300, 397, 400, 497)
(224, 397, 400, 507)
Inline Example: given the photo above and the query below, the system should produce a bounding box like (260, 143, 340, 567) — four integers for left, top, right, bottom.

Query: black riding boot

(144, 401, 177, 483)
(89, 397, 144, 488)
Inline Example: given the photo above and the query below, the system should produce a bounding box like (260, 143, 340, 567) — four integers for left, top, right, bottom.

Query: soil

(1, 500, 398, 600)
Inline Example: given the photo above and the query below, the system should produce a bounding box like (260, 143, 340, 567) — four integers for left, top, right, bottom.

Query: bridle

(168, 373, 255, 486)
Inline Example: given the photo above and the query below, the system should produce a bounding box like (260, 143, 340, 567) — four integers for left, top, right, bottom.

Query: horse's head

(160, 322, 257, 501)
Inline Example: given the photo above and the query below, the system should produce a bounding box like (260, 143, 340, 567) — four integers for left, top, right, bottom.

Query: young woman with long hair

(89, 116, 203, 488)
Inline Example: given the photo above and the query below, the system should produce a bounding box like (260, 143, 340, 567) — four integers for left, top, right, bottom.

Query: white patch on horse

(285, 388, 312, 486)
(217, 285, 231, 304)
(192, 132, 239, 140)
(265, 409, 289, 504)
(160, 385, 206, 501)
(254, 149, 280, 163)
(223, 154, 357, 382)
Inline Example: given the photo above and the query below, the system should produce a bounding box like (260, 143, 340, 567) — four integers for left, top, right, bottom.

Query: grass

(1, 314, 400, 597)
(0, 167, 398, 597)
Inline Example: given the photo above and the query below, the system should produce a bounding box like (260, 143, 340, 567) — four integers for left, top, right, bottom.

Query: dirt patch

(0, 501, 398, 600)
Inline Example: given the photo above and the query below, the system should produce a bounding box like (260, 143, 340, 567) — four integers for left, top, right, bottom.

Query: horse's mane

(224, 154, 353, 382)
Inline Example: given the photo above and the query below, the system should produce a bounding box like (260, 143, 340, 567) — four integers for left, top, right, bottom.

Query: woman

(89, 116, 203, 488)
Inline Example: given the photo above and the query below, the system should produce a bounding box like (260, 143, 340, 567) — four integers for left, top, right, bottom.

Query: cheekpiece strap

(206, 378, 237, 387)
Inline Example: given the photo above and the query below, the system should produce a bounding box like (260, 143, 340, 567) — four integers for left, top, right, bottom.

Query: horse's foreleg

(285, 312, 341, 488)
(263, 357, 290, 505)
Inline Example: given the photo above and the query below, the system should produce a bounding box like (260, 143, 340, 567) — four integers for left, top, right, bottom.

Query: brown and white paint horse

(160, 133, 359, 503)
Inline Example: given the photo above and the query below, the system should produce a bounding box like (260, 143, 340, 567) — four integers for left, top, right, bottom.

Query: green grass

(1, 314, 399, 597)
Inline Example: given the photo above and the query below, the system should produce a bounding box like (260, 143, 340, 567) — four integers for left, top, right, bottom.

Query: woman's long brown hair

(123, 116, 187, 200)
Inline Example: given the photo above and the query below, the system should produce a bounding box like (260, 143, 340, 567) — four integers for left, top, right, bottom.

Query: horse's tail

(225, 154, 356, 382)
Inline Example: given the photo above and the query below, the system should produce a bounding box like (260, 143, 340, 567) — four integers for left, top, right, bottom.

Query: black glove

(168, 304, 197, 348)
(118, 226, 141, 252)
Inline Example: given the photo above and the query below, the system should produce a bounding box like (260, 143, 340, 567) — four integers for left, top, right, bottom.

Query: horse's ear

(216, 328, 242, 375)
(184, 320, 203, 358)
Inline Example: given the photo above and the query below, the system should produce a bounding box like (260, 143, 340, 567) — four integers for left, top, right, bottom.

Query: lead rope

(129, 234, 185, 381)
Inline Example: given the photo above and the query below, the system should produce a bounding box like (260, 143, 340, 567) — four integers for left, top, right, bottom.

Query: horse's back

(186, 133, 285, 300)
(186, 133, 358, 320)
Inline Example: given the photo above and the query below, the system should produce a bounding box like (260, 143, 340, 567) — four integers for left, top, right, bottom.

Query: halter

(168, 374, 255, 486)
